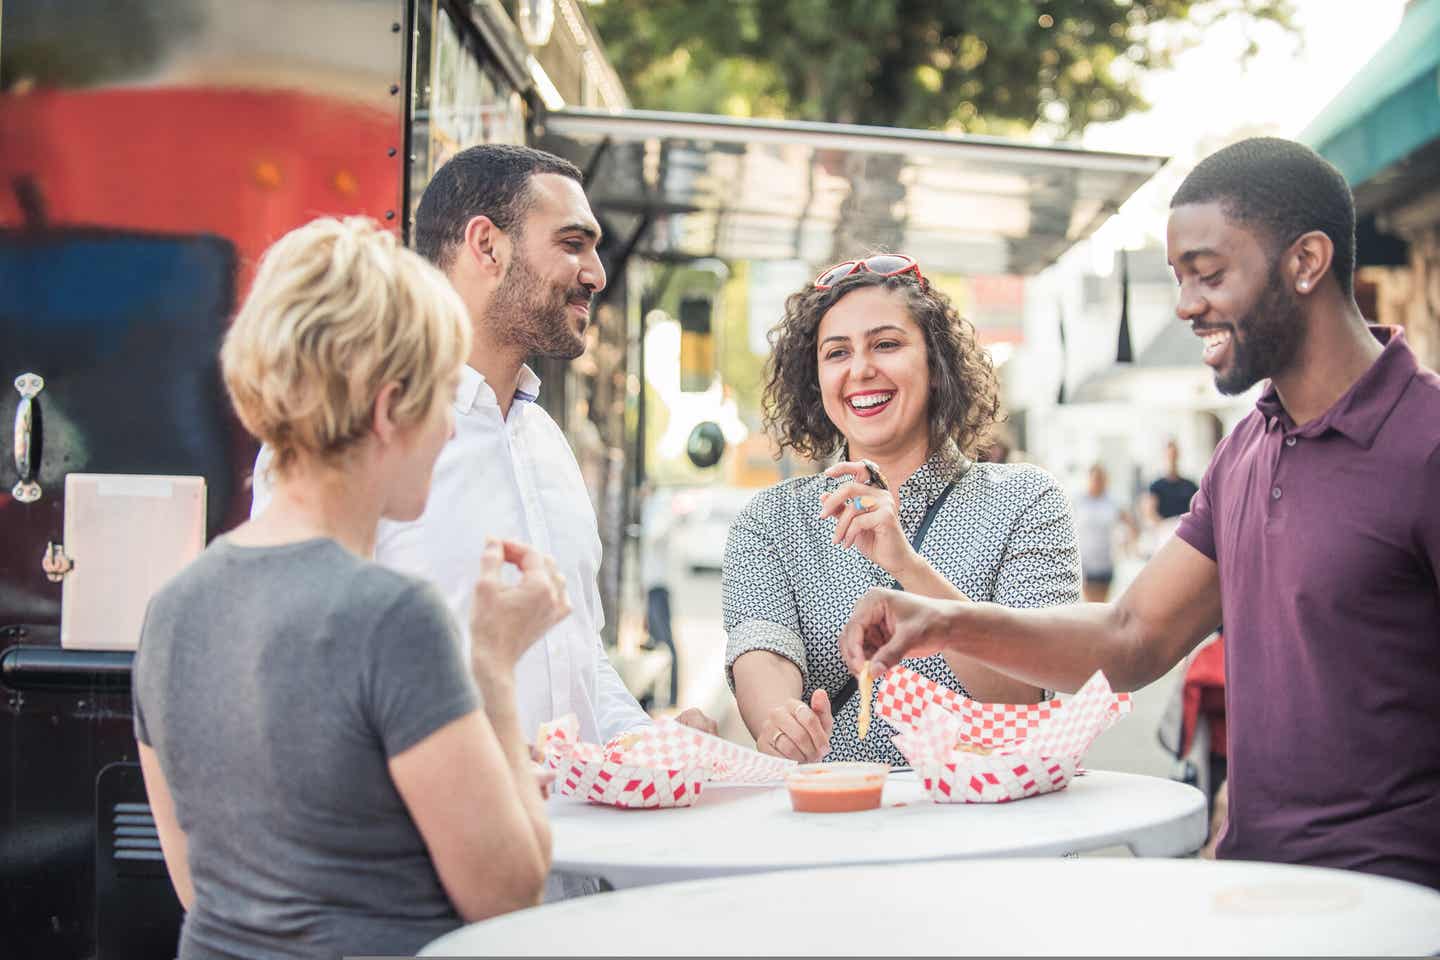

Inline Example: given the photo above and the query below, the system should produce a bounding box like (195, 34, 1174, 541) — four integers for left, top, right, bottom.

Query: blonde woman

(133, 218, 566, 959)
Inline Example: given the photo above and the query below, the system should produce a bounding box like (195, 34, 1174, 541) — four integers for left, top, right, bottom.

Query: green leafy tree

(589, 0, 1295, 135)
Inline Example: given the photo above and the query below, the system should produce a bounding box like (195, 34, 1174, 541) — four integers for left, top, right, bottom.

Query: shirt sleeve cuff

(725, 620, 807, 692)
(1175, 514, 1216, 561)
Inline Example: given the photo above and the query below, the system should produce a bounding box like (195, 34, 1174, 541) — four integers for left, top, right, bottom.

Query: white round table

(422, 859, 1440, 956)
(547, 770, 1206, 889)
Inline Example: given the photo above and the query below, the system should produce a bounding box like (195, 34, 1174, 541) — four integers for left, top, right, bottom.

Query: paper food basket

(540, 715, 796, 808)
(875, 666, 1131, 803)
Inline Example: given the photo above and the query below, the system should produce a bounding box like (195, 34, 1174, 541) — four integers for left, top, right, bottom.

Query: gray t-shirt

(134, 537, 480, 960)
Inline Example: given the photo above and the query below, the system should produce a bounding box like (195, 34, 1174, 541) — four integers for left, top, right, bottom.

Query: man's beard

(489, 251, 590, 360)
(1214, 262, 1307, 396)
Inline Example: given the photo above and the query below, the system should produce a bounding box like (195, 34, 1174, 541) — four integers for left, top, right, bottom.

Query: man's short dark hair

(413, 144, 583, 270)
(1170, 137, 1356, 297)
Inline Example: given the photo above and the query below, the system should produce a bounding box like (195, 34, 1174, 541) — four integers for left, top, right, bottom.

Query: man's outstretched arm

(840, 535, 1223, 694)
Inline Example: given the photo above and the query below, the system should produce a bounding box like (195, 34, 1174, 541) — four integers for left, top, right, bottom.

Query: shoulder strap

(908, 480, 957, 555)
(831, 479, 959, 715)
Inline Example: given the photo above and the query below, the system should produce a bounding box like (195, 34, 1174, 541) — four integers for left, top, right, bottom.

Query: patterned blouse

(722, 453, 1082, 765)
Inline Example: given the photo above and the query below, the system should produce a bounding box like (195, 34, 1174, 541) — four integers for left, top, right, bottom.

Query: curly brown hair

(761, 269, 1001, 463)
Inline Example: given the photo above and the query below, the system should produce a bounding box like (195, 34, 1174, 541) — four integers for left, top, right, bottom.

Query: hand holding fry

(839, 587, 954, 678)
(470, 539, 571, 677)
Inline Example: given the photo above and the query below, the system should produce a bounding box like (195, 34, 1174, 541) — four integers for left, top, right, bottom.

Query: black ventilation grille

(111, 802, 164, 863)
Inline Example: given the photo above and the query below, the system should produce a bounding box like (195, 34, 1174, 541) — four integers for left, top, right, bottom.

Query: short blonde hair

(221, 217, 471, 474)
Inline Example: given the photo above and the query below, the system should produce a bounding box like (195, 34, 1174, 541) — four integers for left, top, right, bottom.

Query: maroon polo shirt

(1176, 326, 1440, 890)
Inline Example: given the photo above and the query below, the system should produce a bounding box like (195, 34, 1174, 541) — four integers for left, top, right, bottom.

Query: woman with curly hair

(722, 255, 1081, 765)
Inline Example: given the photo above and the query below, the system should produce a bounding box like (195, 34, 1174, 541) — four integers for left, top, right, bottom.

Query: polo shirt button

(1272, 486, 1283, 500)
(1285, 436, 1297, 447)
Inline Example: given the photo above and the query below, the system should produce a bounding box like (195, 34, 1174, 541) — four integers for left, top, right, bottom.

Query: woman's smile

(846, 389, 896, 417)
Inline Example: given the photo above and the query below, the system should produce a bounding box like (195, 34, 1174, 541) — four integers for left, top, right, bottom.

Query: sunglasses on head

(813, 253, 923, 290)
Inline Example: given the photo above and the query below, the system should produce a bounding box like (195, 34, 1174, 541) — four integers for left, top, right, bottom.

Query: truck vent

(112, 801, 165, 863)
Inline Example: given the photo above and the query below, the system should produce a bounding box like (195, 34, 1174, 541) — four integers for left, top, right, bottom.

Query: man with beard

(252, 146, 716, 753)
(838, 137, 1440, 889)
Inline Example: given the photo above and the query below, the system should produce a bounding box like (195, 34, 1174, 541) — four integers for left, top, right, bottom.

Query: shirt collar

(454, 364, 488, 413)
(514, 364, 542, 405)
(1255, 325, 1416, 447)
(896, 446, 972, 517)
(454, 363, 544, 415)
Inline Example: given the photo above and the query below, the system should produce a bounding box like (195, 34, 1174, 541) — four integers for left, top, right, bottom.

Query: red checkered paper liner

(538, 715, 794, 809)
(609, 720, 796, 785)
(875, 666, 1131, 804)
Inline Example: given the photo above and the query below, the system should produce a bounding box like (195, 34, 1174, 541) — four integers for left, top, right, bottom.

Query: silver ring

(771, 730, 784, 749)
(847, 495, 877, 514)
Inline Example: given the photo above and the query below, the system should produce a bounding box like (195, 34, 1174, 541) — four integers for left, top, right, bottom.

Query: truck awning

(1300, 0, 1440, 217)
(537, 108, 1165, 276)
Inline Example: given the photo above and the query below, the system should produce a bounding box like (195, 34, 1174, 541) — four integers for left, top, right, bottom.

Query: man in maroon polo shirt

(838, 137, 1440, 889)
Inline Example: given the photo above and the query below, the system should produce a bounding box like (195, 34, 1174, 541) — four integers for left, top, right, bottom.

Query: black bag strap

(830, 479, 958, 714)
(907, 480, 957, 557)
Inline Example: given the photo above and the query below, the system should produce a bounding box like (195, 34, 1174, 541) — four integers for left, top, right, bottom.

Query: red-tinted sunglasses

(813, 253, 922, 289)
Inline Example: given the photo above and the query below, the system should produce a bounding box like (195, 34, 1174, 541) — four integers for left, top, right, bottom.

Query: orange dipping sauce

(785, 762, 890, 813)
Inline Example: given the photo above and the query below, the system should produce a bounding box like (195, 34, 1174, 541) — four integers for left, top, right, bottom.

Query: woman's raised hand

(470, 538, 571, 678)
(818, 461, 916, 579)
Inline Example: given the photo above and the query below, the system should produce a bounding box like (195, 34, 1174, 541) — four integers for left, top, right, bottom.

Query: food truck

(0, 2, 635, 955)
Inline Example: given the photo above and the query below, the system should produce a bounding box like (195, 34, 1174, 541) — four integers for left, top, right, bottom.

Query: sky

(1080, 0, 1409, 248)
(1087, 0, 1408, 151)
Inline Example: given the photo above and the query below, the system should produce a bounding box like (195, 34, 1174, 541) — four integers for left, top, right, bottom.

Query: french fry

(857, 663, 873, 739)
(611, 732, 642, 751)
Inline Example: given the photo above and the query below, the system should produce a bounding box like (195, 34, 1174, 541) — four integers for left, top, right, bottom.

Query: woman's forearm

(895, 554, 1045, 703)
(731, 650, 803, 742)
(475, 675, 551, 863)
(895, 551, 969, 602)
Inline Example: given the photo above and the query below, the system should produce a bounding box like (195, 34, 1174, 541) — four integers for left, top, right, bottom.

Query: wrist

(471, 662, 518, 704)
(939, 600, 993, 654)
(892, 548, 931, 588)
(925, 599, 971, 653)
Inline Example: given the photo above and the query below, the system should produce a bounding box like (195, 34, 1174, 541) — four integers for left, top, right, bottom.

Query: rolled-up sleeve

(993, 468, 1083, 609)
(1175, 459, 1220, 562)
(721, 495, 807, 691)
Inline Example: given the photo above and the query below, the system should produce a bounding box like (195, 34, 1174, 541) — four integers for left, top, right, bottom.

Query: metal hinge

(13, 373, 44, 503)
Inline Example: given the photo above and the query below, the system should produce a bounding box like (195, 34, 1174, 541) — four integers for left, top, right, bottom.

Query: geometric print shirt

(722, 452, 1082, 765)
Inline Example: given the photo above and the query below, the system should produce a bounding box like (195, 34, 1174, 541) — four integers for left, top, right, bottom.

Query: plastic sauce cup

(785, 761, 890, 813)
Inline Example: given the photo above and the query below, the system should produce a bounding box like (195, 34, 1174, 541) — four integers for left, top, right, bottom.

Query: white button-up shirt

(251, 364, 650, 744)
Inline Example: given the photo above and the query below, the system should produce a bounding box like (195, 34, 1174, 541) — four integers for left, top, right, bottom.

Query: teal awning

(1300, 0, 1440, 207)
